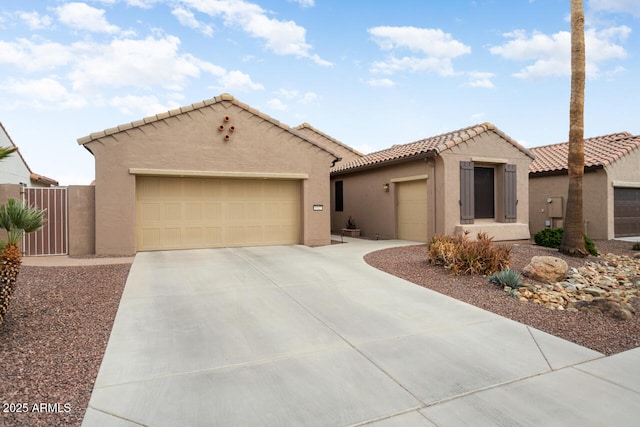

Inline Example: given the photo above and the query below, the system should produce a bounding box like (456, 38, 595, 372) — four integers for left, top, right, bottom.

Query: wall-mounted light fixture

(383, 183, 389, 192)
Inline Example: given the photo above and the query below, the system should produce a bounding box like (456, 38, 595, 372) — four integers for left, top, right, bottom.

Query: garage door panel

(165, 203, 181, 221)
(140, 202, 162, 222)
(614, 188, 640, 237)
(136, 177, 300, 250)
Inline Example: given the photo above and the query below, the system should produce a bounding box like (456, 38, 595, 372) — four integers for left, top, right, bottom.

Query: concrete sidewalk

(83, 238, 640, 426)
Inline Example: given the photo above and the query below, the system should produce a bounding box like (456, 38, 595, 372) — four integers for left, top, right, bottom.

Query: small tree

(0, 198, 46, 326)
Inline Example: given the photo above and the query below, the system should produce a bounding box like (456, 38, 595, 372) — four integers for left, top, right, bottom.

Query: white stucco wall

(0, 127, 31, 186)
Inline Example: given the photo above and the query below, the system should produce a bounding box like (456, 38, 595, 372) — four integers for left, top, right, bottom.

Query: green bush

(632, 243, 640, 251)
(488, 269, 524, 289)
(533, 228, 598, 256)
(428, 233, 511, 275)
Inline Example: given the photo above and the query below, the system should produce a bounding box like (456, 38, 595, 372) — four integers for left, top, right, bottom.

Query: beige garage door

(136, 176, 300, 251)
(397, 180, 427, 242)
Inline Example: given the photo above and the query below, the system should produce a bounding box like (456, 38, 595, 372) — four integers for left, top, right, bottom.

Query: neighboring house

(529, 132, 640, 239)
(77, 94, 339, 255)
(330, 123, 534, 242)
(293, 123, 363, 166)
(0, 122, 58, 187)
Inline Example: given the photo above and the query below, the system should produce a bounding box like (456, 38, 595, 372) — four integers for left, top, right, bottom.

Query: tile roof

(293, 123, 363, 157)
(529, 132, 640, 174)
(77, 94, 340, 162)
(331, 122, 533, 174)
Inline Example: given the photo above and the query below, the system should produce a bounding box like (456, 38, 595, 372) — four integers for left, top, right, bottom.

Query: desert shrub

(534, 228, 563, 248)
(533, 228, 598, 256)
(632, 243, 640, 251)
(345, 215, 357, 230)
(428, 233, 511, 275)
(488, 269, 524, 289)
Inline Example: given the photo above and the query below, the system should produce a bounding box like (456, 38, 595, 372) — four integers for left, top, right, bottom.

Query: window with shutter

(474, 166, 495, 219)
(460, 161, 474, 224)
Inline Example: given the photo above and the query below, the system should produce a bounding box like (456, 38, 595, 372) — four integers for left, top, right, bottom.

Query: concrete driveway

(83, 238, 640, 426)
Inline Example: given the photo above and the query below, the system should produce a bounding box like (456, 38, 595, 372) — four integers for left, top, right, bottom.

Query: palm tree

(0, 146, 17, 161)
(560, 0, 587, 257)
(0, 198, 46, 326)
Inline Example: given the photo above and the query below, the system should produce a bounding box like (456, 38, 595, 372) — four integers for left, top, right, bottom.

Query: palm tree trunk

(560, 0, 587, 257)
(0, 257, 21, 326)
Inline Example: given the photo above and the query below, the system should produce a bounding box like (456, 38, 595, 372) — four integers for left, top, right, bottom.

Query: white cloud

(178, 0, 331, 65)
(367, 78, 396, 87)
(110, 94, 181, 116)
(490, 26, 630, 79)
(272, 89, 317, 104)
(0, 39, 75, 72)
(589, 0, 640, 17)
(172, 7, 213, 36)
(56, 2, 120, 33)
(371, 56, 456, 76)
(369, 26, 471, 57)
(18, 11, 53, 30)
(464, 71, 496, 88)
(368, 26, 470, 76)
(267, 98, 287, 111)
(94, 0, 163, 8)
(288, 0, 315, 7)
(299, 92, 317, 104)
(470, 112, 486, 122)
(218, 70, 264, 92)
(69, 36, 203, 91)
(277, 89, 299, 99)
(0, 78, 86, 110)
(0, 32, 263, 109)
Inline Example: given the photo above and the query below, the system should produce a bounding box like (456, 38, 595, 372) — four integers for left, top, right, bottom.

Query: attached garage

(396, 179, 427, 242)
(529, 132, 640, 240)
(136, 176, 301, 251)
(614, 187, 640, 237)
(78, 94, 339, 255)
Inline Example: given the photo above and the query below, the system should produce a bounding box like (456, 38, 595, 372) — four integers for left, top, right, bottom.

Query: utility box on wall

(547, 196, 563, 218)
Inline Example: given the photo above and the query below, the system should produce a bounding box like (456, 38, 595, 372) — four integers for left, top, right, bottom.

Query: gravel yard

(0, 240, 638, 426)
(365, 239, 640, 356)
(0, 263, 130, 427)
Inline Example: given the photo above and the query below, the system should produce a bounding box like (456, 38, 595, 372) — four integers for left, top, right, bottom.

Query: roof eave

(331, 151, 436, 177)
(529, 164, 603, 177)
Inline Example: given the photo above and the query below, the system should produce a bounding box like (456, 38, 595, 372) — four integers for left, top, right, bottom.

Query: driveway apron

(83, 239, 640, 426)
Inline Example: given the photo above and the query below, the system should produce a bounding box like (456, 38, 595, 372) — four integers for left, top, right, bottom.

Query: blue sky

(1, 0, 638, 185)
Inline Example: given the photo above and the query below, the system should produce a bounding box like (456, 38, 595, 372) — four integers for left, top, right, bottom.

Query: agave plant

(0, 198, 46, 326)
(488, 268, 524, 289)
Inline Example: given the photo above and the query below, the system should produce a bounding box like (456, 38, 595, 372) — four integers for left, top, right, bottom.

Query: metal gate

(22, 187, 68, 256)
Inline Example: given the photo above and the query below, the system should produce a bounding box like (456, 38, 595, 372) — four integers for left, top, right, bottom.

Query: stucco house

(0, 122, 58, 187)
(330, 123, 534, 242)
(77, 94, 340, 255)
(529, 132, 640, 239)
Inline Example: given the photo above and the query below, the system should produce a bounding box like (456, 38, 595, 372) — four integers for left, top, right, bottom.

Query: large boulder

(523, 256, 569, 284)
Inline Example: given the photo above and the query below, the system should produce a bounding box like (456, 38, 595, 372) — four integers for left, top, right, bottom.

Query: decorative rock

(508, 253, 639, 319)
(583, 287, 608, 297)
(523, 256, 569, 284)
(568, 298, 635, 321)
